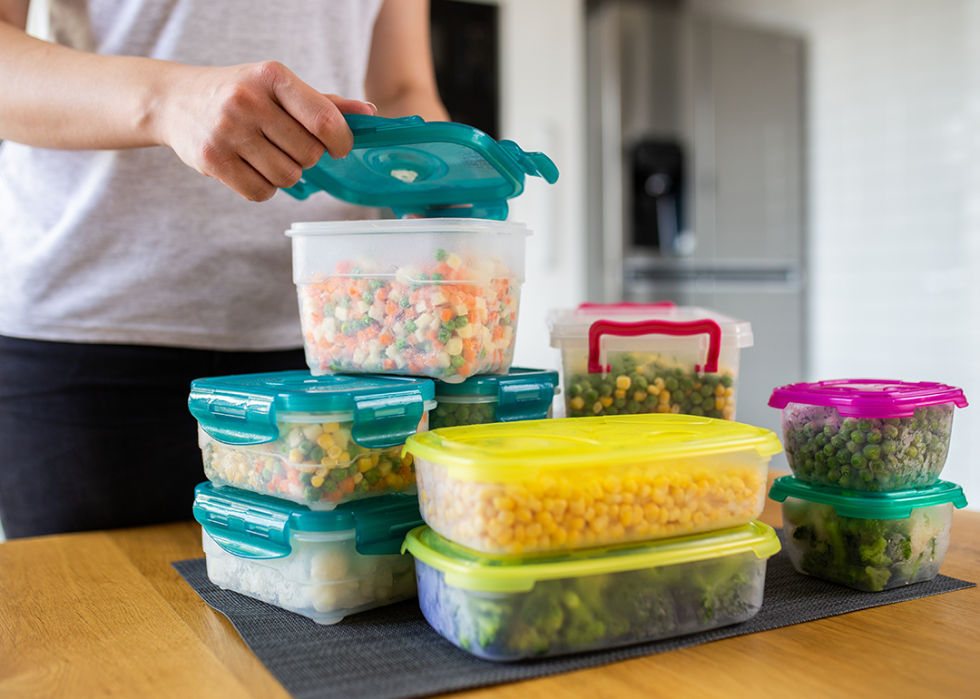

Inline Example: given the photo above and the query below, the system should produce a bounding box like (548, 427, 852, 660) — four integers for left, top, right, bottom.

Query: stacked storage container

(768, 380, 969, 591)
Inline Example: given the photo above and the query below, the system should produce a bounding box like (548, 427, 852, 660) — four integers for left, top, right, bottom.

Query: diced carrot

(439, 307, 453, 323)
(492, 326, 504, 341)
(426, 328, 439, 341)
(339, 478, 355, 494)
(386, 301, 398, 316)
(456, 364, 472, 377)
(436, 262, 453, 276)
(379, 332, 394, 346)
(325, 489, 344, 502)
(430, 341, 444, 352)
(375, 287, 388, 301)
(383, 359, 395, 370)
(463, 348, 476, 363)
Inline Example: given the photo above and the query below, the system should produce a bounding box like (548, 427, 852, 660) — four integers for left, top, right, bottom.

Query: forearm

(373, 88, 449, 122)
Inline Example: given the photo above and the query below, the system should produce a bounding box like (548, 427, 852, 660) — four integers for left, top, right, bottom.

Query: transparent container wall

(430, 396, 554, 429)
(199, 411, 427, 509)
(780, 498, 953, 592)
(292, 221, 527, 383)
(780, 402, 956, 491)
(560, 344, 741, 421)
(202, 530, 416, 625)
(415, 550, 767, 661)
(414, 449, 768, 554)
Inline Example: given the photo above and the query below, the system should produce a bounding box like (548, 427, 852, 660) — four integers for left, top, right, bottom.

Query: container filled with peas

(548, 302, 753, 421)
(430, 367, 560, 429)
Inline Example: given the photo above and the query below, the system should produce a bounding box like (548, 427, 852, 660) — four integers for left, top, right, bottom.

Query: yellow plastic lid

(403, 522, 781, 593)
(403, 413, 782, 482)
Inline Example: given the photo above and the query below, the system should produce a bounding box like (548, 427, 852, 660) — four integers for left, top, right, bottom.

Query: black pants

(0, 335, 307, 539)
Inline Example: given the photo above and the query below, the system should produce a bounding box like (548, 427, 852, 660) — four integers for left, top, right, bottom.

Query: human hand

(156, 61, 376, 201)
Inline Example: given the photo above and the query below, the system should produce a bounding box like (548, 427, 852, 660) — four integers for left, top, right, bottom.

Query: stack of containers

(767, 380, 969, 592)
(402, 413, 783, 660)
(188, 115, 563, 624)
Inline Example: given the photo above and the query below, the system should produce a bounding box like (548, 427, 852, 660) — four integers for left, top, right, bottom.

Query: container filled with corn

(188, 370, 435, 509)
(403, 413, 781, 555)
(430, 367, 560, 429)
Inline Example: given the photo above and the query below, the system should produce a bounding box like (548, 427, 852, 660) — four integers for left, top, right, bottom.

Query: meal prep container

(769, 380, 968, 491)
(403, 413, 781, 554)
(769, 476, 967, 592)
(430, 367, 560, 429)
(549, 302, 753, 420)
(283, 114, 559, 383)
(189, 371, 435, 509)
(404, 522, 780, 661)
(194, 482, 422, 624)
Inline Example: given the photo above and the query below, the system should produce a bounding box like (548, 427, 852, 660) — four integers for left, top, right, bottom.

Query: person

(0, 0, 449, 538)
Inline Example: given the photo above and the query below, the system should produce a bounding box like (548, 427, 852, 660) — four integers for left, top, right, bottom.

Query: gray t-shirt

(0, 0, 383, 350)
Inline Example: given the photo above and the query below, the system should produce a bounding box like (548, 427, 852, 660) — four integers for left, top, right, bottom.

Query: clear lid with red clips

(768, 379, 969, 418)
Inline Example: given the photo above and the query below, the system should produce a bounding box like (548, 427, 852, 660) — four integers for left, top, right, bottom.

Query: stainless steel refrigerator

(586, 0, 807, 468)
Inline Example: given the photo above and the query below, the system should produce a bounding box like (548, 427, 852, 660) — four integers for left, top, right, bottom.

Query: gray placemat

(172, 536, 974, 699)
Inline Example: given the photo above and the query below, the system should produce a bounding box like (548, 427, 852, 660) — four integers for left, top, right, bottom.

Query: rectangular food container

(403, 413, 781, 554)
(430, 367, 559, 429)
(193, 482, 422, 624)
(188, 370, 435, 509)
(769, 475, 967, 592)
(404, 521, 780, 661)
(548, 302, 753, 421)
(769, 380, 968, 491)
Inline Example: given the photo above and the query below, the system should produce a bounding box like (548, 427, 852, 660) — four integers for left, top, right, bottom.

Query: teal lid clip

(496, 375, 558, 422)
(351, 391, 426, 449)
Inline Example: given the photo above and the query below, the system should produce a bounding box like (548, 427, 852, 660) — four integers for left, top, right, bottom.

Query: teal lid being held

(188, 370, 435, 450)
(768, 475, 968, 519)
(282, 114, 559, 220)
(435, 367, 560, 422)
(193, 482, 423, 558)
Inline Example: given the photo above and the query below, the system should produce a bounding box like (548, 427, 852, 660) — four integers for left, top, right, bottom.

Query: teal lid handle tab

(496, 376, 557, 422)
(351, 391, 425, 449)
(193, 489, 292, 559)
(349, 498, 424, 556)
(345, 113, 426, 133)
(498, 140, 560, 184)
(188, 388, 279, 446)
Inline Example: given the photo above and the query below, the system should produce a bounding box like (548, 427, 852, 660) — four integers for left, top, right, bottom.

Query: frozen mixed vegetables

(430, 400, 497, 429)
(781, 404, 954, 491)
(564, 352, 736, 420)
(298, 248, 520, 381)
(416, 552, 764, 660)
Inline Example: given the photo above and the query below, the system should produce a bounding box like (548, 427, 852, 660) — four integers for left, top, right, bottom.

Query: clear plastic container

(548, 302, 753, 421)
(769, 476, 968, 592)
(769, 380, 968, 491)
(430, 367, 560, 429)
(288, 218, 528, 384)
(403, 413, 781, 554)
(404, 522, 780, 661)
(189, 371, 435, 509)
(193, 483, 422, 624)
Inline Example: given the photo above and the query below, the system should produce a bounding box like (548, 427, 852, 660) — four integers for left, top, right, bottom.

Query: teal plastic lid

(768, 475, 968, 519)
(434, 367, 560, 421)
(282, 114, 559, 220)
(193, 482, 423, 559)
(188, 370, 435, 449)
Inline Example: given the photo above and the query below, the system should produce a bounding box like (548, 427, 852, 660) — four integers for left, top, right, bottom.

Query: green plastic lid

(768, 475, 968, 519)
(402, 522, 780, 593)
(433, 367, 560, 421)
(188, 370, 435, 449)
(193, 482, 423, 559)
(282, 114, 559, 220)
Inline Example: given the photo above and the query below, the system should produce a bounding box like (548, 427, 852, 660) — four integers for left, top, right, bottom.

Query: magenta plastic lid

(768, 379, 968, 418)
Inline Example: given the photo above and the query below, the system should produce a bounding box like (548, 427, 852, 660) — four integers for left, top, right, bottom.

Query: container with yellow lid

(403, 413, 782, 554)
(403, 522, 780, 661)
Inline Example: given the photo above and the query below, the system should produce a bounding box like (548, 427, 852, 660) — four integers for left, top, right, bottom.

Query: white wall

(692, 0, 980, 508)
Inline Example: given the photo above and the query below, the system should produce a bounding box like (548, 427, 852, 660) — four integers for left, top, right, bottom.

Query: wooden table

(2, 477, 978, 699)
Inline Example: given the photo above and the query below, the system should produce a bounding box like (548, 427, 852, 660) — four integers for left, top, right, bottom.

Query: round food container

(430, 367, 560, 429)
(769, 476, 967, 592)
(403, 413, 781, 555)
(194, 483, 422, 624)
(548, 302, 753, 420)
(188, 371, 435, 509)
(768, 380, 968, 491)
(403, 522, 780, 661)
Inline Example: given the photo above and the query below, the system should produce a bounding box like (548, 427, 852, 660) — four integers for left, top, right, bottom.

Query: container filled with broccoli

(769, 476, 967, 592)
(430, 367, 560, 429)
(769, 380, 968, 491)
(403, 521, 780, 661)
(548, 303, 753, 420)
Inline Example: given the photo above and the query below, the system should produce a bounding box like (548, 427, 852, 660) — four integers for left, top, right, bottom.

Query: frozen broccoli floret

(858, 537, 892, 568)
(860, 565, 892, 592)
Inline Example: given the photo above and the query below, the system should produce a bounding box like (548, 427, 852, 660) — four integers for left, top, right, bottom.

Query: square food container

(769, 476, 967, 592)
(430, 367, 560, 429)
(403, 522, 780, 661)
(193, 482, 422, 624)
(188, 371, 435, 509)
(769, 380, 968, 491)
(548, 302, 753, 420)
(403, 413, 781, 554)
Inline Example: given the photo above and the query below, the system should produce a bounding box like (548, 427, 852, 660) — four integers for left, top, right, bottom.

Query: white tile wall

(692, 0, 980, 508)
